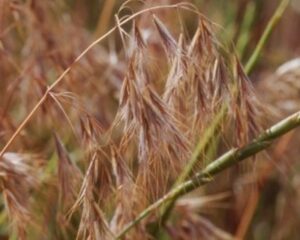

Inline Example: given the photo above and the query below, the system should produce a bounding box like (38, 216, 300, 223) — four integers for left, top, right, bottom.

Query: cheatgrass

(0, 0, 297, 239)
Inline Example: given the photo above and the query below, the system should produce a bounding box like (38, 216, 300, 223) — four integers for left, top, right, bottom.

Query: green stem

(117, 110, 300, 239)
(236, 1, 256, 59)
(176, 106, 227, 185)
(245, 0, 290, 74)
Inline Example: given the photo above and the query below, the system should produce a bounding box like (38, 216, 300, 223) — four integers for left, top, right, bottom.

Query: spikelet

(232, 57, 260, 145)
(153, 14, 178, 59)
(54, 133, 82, 208)
(109, 147, 144, 236)
(188, 18, 218, 112)
(71, 154, 113, 240)
(163, 34, 188, 111)
(211, 56, 229, 108)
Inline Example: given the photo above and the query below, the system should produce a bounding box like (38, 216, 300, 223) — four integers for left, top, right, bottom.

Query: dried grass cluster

(0, 0, 296, 240)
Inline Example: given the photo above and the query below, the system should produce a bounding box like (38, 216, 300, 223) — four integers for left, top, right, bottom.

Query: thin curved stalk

(236, 1, 256, 59)
(245, 0, 290, 73)
(117, 110, 300, 239)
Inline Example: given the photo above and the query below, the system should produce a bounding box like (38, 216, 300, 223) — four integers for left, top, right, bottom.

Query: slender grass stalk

(156, 0, 291, 230)
(236, 2, 256, 59)
(94, 0, 116, 38)
(245, 0, 290, 73)
(117, 110, 300, 239)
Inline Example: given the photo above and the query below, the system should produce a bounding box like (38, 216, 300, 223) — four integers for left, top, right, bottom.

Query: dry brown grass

(0, 0, 299, 239)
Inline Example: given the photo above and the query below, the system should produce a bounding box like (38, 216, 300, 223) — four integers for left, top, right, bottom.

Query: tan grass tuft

(0, 152, 41, 239)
